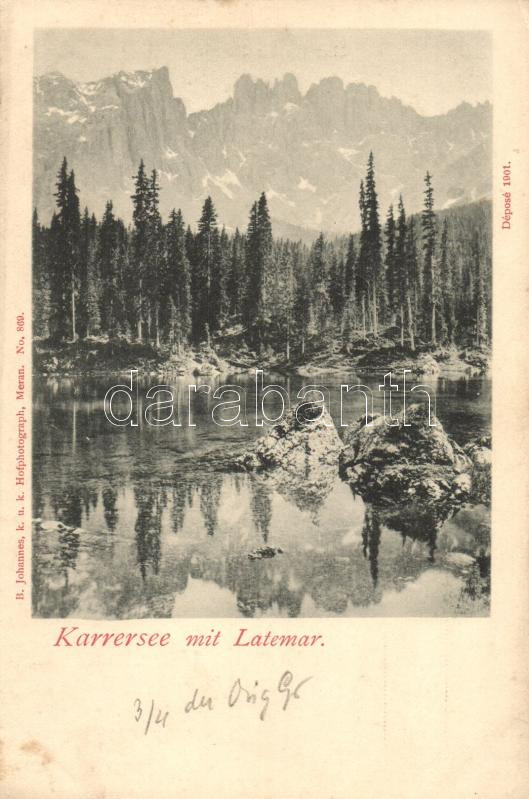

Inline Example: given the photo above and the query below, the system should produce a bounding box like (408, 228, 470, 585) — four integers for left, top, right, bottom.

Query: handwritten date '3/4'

(134, 698, 169, 735)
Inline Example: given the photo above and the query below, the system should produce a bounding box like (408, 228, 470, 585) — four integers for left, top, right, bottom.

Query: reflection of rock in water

(375, 501, 454, 562)
(240, 402, 342, 519)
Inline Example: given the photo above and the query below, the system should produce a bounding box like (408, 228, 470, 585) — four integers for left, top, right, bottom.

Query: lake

(32, 370, 491, 618)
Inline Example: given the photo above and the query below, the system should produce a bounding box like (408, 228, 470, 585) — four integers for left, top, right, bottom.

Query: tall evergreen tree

(329, 250, 345, 324)
(310, 233, 331, 337)
(384, 204, 397, 325)
(130, 160, 150, 340)
(49, 158, 81, 341)
(227, 228, 245, 317)
(364, 152, 382, 335)
(245, 192, 273, 350)
(406, 216, 422, 350)
(98, 201, 122, 339)
(193, 196, 218, 343)
(356, 179, 369, 337)
(422, 171, 438, 344)
(145, 169, 165, 346)
(404, 215, 419, 351)
(471, 230, 487, 347)
(293, 266, 313, 357)
(210, 226, 229, 332)
(344, 234, 356, 298)
(166, 209, 191, 349)
(32, 209, 51, 338)
(439, 218, 455, 343)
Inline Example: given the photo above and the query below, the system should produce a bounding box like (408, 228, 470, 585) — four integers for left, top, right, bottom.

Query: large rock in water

(238, 402, 343, 516)
(242, 402, 342, 471)
(339, 403, 472, 507)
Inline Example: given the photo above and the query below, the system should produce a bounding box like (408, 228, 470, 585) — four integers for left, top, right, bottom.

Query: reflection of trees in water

(32, 524, 81, 617)
(102, 486, 119, 531)
(171, 482, 192, 534)
(250, 480, 272, 543)
(85, 486, 99, 519)
(33, 470, 45, 520)
(50, 484, 83, 529)
(362, 506, 381, 586)
(198, 476, 222, 536)
(134, 484, 166, 580)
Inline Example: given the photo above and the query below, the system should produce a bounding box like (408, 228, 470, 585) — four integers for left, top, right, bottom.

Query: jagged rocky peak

(112, 66, 172, 93)
(272, 72, 301, 105)
(233, 72, 302, 113)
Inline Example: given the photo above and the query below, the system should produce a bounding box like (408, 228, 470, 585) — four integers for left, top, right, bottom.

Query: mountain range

(34, 66, 492, 239)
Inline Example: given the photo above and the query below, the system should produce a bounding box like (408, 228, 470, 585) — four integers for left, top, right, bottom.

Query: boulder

(241, 401, 343, 473)
(339, 403, 472, 506)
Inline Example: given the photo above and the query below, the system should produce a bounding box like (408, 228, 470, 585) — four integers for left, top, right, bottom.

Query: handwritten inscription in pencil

(134, 671, 313, 733)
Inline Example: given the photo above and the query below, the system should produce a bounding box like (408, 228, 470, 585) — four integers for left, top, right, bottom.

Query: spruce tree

(356, 179, 369, 337)
(404, 216, 418, 351)
(130, 160, 150, 341)
(49, 159, 81, 342)
(166, 209, 191, 350)
(364, 152, 382, 335)
(344, 234, 356, 298)
(395, 197, 407, 347)
(32, 209, 51, 338)
(66, 170, 81, 342)
(329, 250, 345, 324)
(422, 171, 438, 344)
(293, 266, 313, 357)
(310, 233, 331, 338)
(439, 218, 455, 343)
(227, 228, 245, 317)
(98, 201, 122, 340)
(245, 193, 272, 350)
(145, 169, 164, 347)
(472, 230, 487, 347)
(384, 205, 397, 325)
(194, 196, 218, 344)
(210, 226, 229, 332)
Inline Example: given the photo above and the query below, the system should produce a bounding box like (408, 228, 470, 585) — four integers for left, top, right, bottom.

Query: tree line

(33, 154, 491, 356)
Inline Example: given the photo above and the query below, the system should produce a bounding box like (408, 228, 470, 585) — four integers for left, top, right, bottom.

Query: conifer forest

(33, 153, 491, 362)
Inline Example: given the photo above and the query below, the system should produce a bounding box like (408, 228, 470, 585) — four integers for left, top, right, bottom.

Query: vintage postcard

(1, 0, 528, 796)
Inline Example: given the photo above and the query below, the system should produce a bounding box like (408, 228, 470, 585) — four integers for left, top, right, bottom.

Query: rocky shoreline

(34, 337, 490, 380)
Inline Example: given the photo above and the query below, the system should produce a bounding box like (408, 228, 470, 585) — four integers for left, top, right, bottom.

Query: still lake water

(32, 371, 491, 618)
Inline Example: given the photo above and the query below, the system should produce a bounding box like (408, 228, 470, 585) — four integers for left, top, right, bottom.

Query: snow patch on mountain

(202, 170, 242, 199)
(338, 147, 360, 163)
(267, 188, 295, 208)
(298, 177, 316, 193)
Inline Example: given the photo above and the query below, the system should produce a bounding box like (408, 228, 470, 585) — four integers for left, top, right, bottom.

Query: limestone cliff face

(34, 67, 491, 237)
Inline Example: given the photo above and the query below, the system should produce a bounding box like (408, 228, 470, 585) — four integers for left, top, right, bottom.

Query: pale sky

(34, 29, 491, 117)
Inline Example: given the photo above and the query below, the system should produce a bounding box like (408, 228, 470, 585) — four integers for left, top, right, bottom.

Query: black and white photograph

(32, 28, 492, 619)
